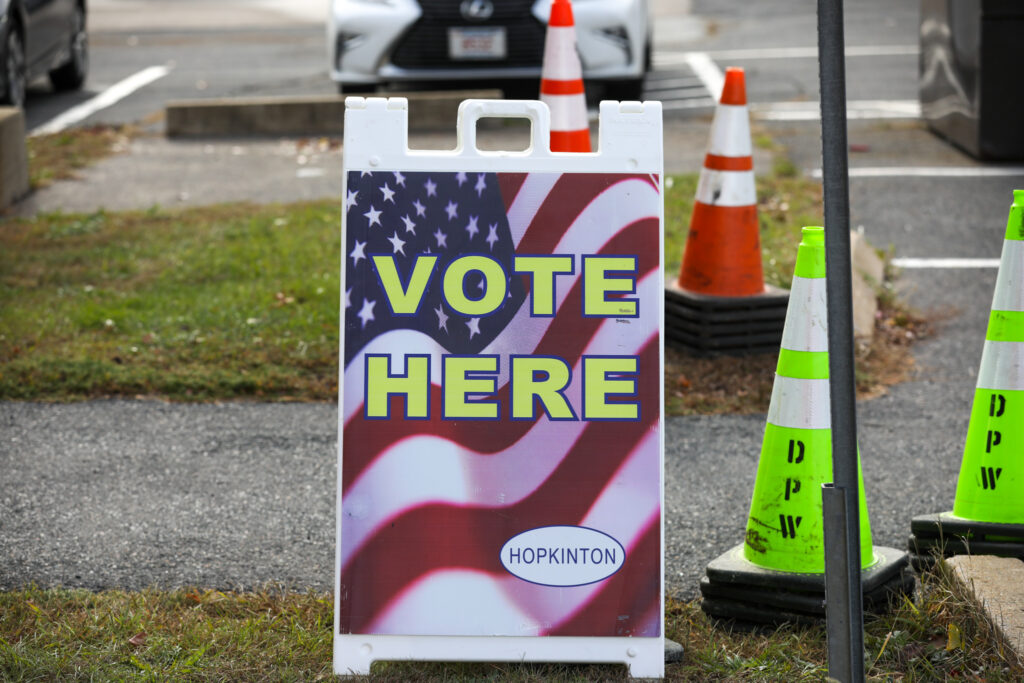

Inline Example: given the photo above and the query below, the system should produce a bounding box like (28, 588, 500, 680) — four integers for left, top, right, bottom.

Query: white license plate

(448, 27, 507, 60)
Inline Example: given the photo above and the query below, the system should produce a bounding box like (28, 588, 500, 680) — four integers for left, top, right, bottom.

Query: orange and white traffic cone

(540, 0, 591, 153)
(664, 67, 789, 357)
(677, 67, 761, 296)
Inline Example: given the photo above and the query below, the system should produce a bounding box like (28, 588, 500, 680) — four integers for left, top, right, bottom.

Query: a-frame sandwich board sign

(336, 97, 665, 678)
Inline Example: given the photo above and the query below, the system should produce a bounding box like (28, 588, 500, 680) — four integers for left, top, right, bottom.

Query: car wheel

(50, 4, 88, 92)
(604, 78, 644, 102)
(1, 26, 26, 107)
(338, 83, 376, 96)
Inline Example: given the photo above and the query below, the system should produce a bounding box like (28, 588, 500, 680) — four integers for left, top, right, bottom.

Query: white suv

(328, 0, 650, 100)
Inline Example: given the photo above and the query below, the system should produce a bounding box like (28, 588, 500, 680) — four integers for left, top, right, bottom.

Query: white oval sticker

(500, 525, 625, 587)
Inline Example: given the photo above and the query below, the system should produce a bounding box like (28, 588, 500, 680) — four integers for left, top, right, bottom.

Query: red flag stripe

(338, 338, 660, 633)
(497, 173, 529, 212)
(515, 174, 658, 257)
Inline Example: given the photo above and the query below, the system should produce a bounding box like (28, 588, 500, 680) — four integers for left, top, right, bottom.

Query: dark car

(1, 0, 87, 107)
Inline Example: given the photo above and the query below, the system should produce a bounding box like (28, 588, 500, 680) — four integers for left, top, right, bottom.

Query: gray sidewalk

(13, 120, 719, 215)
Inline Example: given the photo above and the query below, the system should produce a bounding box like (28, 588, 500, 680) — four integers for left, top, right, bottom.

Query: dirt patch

(665, 299, 932, 416)
(26, 125, 136, 189)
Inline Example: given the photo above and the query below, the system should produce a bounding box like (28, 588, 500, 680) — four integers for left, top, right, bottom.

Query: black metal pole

(823, 484, 853, 680)
(817, 0, 865, 681)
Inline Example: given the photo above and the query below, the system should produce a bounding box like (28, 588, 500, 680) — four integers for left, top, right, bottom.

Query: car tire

(338, 83, 376, 96)
(1, 24, 26, 107)
(49, 4, 88, 92)
(603, 77, 644, 102)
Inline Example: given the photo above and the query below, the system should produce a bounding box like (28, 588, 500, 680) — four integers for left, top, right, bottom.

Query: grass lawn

(1, 167, 923, 407)
(25, 126, 136, 189)
(1, 201, 341, 401)
(1, 563, 1019, 681)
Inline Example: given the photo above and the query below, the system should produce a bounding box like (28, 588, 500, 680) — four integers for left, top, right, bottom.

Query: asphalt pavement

(2, 119, 1016, 598)
(3, 0, 1023, 602)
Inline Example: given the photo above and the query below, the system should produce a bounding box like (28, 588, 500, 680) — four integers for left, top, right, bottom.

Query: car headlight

(336, 31, 364, 65)
(599, 26, 631, 46)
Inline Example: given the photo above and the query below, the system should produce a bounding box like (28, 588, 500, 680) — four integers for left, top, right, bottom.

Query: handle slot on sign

(456, 100, 553, 158)
(475, 116, 533, 153)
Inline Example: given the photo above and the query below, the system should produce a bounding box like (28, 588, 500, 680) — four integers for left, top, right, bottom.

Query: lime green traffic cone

(911, 190, 1024, 563)
(700, 226, 912, 624)
(743, 226, 875, 573)
(953, 190, 1024, 524)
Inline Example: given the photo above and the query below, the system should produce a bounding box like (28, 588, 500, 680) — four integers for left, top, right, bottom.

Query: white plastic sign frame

(335, 97, 665, 678)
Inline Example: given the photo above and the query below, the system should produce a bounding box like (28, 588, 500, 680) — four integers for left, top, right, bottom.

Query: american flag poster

(339, 167, 662, 638)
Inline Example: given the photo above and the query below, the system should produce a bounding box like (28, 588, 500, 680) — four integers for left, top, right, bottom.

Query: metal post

(823, 483, 853, 681)
(817, 0, 865, 681)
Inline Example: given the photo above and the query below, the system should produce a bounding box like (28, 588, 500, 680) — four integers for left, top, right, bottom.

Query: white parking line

(644, 77, 705, 92)
(655, 45, 917, 66)
(753, 100, 920, 121)
(652, 94, 917, 119)
(811, 166, 1024, 179)
(679, 52, 724, 102)
(31, 65, 172, 136)
(660, 97, 717, 111)
(650, 51, 918, 120)
(892, 258, 1000, 269)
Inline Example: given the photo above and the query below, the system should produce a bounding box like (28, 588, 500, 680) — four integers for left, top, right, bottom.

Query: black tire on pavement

(338, 83, 376, 96)
(49, 4, 88, 92)
(1, 24, 26, 107)
(603, 77, 645, 102)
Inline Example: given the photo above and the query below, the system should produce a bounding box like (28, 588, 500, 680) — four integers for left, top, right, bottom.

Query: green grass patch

(1, 201, 341, 401)
(2, 169, 920, 407)
(1, 564, 1019, 681)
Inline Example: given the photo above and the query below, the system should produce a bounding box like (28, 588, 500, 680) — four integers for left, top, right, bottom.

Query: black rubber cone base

(699, 543, 914, 625)
(908, 511, 1024, 569)
(664, 283, 789, 357)
(664, 638, 684, 664)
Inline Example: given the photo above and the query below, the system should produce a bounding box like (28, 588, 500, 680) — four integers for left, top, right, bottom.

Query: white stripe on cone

(767, 376, 832, 430)
(695, 168, 756, 206)
(977, 341, 1024, 391)
(542, 92, 589, 129)
(542, 26, 584, 80)
(708, 104, 753, 157)
(780, 276, 829, 353)
(991, 240, 1024, 312)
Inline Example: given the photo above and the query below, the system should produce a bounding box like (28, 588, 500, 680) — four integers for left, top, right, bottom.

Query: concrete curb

(0, 107, 30, 211)
(166, 90, 504, 139)
(851, 230, 885, 340)
(945, 555, 1024, 661)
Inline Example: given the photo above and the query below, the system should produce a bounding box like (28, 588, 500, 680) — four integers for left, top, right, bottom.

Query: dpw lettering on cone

(663, 67, 788, 356)
(910, 190, 1024, 564)
(699, 227, 912, 625)
(540, 0, 591, 153)
(743, 227, 875, 574)
(678, 68, 761, 297)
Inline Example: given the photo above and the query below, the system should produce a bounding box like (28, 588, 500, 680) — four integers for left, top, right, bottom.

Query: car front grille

(390, 0, 545, 69)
